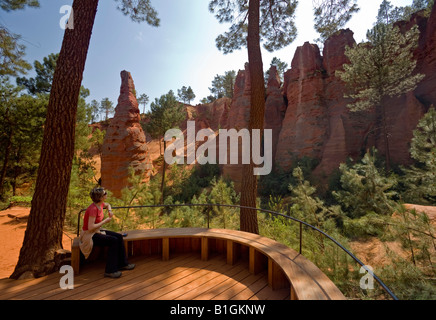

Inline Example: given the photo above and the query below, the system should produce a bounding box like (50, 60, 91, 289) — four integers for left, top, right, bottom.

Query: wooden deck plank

(129, 255, 228, 300)
(192, 266, 253, 300)
(136, 256, 230, 300)
(32, 256, 165, 300)
(158, 258, 247, 300)
(176, 262, 249, 300)
(80, 254, 203, 300)
(211, 272, 267, 300)
(47, 255, 177, 300)
(84, 255, 197, 301)
(230, 276, 269, 300)
(108, 255, 221, 300)
(252, 286, 290, 300)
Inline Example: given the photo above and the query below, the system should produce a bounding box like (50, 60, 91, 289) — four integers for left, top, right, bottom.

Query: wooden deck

(0, 253, 290, 300)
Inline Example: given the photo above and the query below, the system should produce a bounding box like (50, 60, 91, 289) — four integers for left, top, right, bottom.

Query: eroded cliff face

(101, 71, 152, 197)
(100, 8, 436, 193)
(219, 8, 436, 186)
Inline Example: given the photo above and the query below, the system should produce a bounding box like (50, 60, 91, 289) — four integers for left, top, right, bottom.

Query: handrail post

(77, 209, 85, 237)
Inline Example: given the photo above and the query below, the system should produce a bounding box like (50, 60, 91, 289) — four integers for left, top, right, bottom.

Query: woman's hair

(90, 187, 106, 203)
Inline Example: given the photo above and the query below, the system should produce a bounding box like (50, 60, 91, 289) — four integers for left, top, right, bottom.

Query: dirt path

(0, 207, 73, 279)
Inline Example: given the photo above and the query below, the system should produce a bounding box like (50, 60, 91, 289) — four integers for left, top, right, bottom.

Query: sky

(1, 0, 413, 113)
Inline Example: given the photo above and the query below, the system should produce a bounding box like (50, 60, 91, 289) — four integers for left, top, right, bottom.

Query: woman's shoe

(104, 271, 122, 278)
(121, 264, 135, 271)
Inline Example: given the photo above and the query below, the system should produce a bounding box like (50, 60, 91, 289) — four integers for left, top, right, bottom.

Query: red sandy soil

(0, 206, 73, 279)
(349, 204, 436, 267)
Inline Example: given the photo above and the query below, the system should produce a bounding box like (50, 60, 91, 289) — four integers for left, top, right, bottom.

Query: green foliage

(377, 0, 434, 24)
(260, 156, 320, 200)
(333, 150, 398, 219)
(337, 22, 424, 112)
(162, 176, 240, 230)
(107, 168, 161, 231)
(143, 90, 185, 139)
(401, 107, 436, 204)
(209, 0, 298, 53)
(177, 86, 195, 104)
(89, 99, 99, 123)
(313, 0, 360, 43)
(288, 167, 342, 232)
(265, 57, 288, 83)
(376, 246, 436, 300)
(137, 93, 149, 114)
(100, 97, 114, 121)
(0, 78, 47, 199)
(207, 177, 240, 229)
(0, 27, 31, 77)
(0, 1, 40, 76)
(259, 166, 293, 198)
(16, 53, 58, 95)
(114, 0, 160, 25)
(165, 163, 221, 203)
(208, 70, 236, 100)
(0, 0, 39, 11)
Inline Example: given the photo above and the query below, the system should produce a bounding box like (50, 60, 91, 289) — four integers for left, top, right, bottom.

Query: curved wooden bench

(72, 228, 346, 300)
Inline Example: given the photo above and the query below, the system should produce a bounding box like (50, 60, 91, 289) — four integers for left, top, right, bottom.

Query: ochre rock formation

(101, 71, 152, 197)
(265, 66, 286, 161)
(275, 42, 328, 170)
(101, 9, 436, 193)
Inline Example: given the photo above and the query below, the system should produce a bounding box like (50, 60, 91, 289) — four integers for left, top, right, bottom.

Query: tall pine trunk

(240, 0, 264, 234)
(11, 0, 99, 279)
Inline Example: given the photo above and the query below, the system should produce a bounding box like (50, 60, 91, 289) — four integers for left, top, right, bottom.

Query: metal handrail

(75, 203, 399, 300)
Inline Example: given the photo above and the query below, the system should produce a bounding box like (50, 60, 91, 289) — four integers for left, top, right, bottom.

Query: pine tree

(0, 0, 39, 76)
(402, 107, 436, 204)
(177, 86, 195, 104)
(100, 97, 114, 121)
(289, 167, 336, 229)
(0, 78, 47, 200)
(90, 99, 100, 123)
(337, 5, 425, 171)
(137, 93, 149, 114)
(209, 70, 236, 100)
(333, 149, 398, 219)
(16, 53, 59, 95)
(313, 0, 360, 43)
(209, 0, 298, 234)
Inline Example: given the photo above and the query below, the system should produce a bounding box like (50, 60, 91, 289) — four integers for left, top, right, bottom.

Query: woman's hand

(105, 203, 114, 218)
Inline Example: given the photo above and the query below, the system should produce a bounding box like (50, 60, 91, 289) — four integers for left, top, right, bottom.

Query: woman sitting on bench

(79, 187, 135, 278)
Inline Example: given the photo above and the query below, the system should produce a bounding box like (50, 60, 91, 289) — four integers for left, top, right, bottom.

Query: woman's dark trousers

(92, 230, 128, 274)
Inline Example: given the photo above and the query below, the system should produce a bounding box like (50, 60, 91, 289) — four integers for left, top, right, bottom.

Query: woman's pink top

(82, 203, 104, 231)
